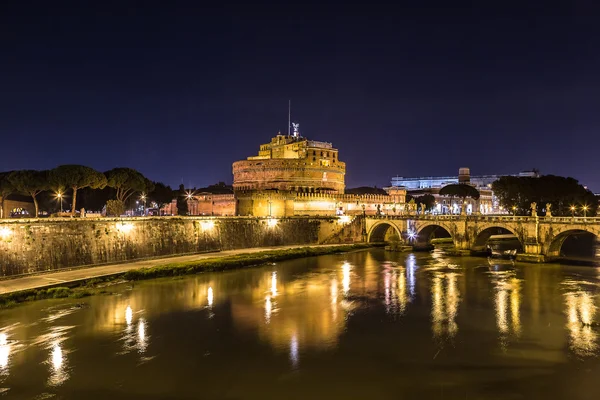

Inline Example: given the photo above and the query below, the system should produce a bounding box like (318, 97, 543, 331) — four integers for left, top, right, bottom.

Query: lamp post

(570, 205, 575, 218)
(57, 193, 63, 214)
(140, 193, 147, 216)
(186, 192, 194, 215)
(583, 205, 588, 219)
(361, 204, 366, 241)
(512, 205, 517, 216)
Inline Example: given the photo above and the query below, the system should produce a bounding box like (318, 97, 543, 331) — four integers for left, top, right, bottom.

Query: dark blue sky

(2, 1, 600, 190)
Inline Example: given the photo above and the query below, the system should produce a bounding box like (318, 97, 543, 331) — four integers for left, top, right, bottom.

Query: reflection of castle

(187, 132, 406, 217)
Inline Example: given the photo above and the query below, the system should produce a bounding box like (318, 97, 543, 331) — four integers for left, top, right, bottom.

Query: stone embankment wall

(0, 216, 361, 277)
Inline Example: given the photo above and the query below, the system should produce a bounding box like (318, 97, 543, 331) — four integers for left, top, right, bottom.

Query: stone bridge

(365, 215, 600, 262)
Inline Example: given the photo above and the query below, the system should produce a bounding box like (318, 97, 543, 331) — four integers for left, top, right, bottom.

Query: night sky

(2, 2, 600, 190)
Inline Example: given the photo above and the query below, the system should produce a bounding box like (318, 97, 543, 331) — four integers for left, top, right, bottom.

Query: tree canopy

(149, 182, 175, 213)
(8, 170, 49, 217)
(439, 184, 480, 201)
(0, 171, 15, 218)
(105, 168, 149, 202)
(50, 165, 107, 216)
(176, 184, 189, 215)
(492, 175, 596, 216)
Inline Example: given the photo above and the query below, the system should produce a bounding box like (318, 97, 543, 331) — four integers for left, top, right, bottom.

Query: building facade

(391, 168, 540, 215)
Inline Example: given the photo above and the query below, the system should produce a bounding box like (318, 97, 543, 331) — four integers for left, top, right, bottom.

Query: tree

(7, 170, 49, 217)
(176, 184, 189, 216)
(0, 171, 15, 219)
(50, 165, 107, 216)
(492, 175, 597, 216)
(149, 182, 174, 215)
(415, 194, 436, 211)
(439, 184, 481, 201)
(106, 199, 125, 217)
(439, 184, 480, 214)
(105, 168, 148, 203)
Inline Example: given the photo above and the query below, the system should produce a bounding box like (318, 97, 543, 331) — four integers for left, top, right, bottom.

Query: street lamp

(582, 205, 589, 219)
(361, 204, 366, 240)
(140, 193, 147, 216)
(512, 205, 517, 216)
(57, 192, 63, 214)
(570, 205, 575, 218)
(185, 191, 194, 215)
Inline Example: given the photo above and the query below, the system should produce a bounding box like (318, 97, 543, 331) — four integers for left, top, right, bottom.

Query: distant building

(391, 168, 540, 190)
(0, 194, 35, 218)
(390, 168, 540, 215)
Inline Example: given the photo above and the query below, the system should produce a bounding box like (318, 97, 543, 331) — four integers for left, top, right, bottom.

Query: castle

(186, 132, 406, 217)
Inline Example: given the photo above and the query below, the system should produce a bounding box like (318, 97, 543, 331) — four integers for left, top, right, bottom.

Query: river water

(1, 248, 599, 399)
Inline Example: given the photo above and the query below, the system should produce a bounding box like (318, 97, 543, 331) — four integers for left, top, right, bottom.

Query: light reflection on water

(0, 249, 599, 398)
(564, 284, 597, 357)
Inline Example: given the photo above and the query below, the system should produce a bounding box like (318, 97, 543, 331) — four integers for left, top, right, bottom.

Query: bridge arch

(367, 221, 402, 243)
(415, 223, 453, 245)
(472, 226, 522, 250)
(546, 228, 598, 259)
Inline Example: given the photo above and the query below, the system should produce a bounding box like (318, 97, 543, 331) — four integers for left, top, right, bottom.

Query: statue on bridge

(546, 203, 552, 218)
(419, 203, 426, 215)
(530, 202, 537, 217)
(408, 198, 416, 216)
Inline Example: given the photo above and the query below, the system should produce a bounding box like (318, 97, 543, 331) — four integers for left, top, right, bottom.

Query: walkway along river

(0, 248, 599, 399)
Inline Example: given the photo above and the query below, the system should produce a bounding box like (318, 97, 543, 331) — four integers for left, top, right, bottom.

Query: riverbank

(0, 243, 378, 308)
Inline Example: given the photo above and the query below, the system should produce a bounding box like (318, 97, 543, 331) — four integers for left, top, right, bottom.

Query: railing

(365, 214, 600, 224)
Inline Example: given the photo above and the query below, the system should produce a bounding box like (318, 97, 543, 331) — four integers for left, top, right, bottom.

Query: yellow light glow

(116, 222, 134, 234)
(338, 215, 351, 224)
(51, 344, 63, 371)
(265, 295, 272, 323)
(125, 305, 133, 326)
(271, 271, 278, 297)
(0, 333, 9, 369)
(200, 220, 215, 231)
(0, 227, 12, 240)
(342, 262, 351, 295)
(207, 286, 214, 307)
(267, 218, 278, 228)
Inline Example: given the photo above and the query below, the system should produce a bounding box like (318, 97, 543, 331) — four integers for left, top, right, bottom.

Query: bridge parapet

(365, 214, 600, 262)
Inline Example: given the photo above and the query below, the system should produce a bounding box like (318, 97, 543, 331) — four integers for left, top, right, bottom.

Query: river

(1, 248, 599, 399)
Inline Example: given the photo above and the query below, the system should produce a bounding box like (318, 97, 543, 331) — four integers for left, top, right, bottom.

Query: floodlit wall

(0, 216, 361, 276)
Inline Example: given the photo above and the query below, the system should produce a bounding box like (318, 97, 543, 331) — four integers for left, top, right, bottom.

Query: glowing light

(431, 272, 460, 339)
(290, 334, 299, 367)
(51, 344, 63, 371)
(265, 296, 272, 323)
(342, 262, 351, 295)
(0, 333, 9, 369)
(116, 222, 134, 234)
(200, 220, 215, 231)
(330, 278, 338, 304)
(185, 191, 195, 200)
(207, 286, 214, 307)
(267, 218, 278, 228)
(138, 320, 146, 343)
(125, 305, 133, 326)
(565, 291, 597, 356)
(338, 215, 351, 224)
(271, 271, 277, 297)
(406, 230, 416, 240)
(0, 227, 12, 240)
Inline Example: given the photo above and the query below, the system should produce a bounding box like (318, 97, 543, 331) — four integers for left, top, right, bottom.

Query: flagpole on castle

(288, 99, 291, 136)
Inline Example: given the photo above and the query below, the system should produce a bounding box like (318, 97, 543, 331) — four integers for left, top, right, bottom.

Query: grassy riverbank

(0, 243, 379, 309)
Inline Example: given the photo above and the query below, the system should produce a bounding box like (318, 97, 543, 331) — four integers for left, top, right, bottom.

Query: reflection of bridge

(365, 215, 600, 262)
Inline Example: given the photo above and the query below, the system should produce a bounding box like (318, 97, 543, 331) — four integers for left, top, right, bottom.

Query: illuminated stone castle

(233, 134, 346, 194)
(228, 131, 406, 217)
